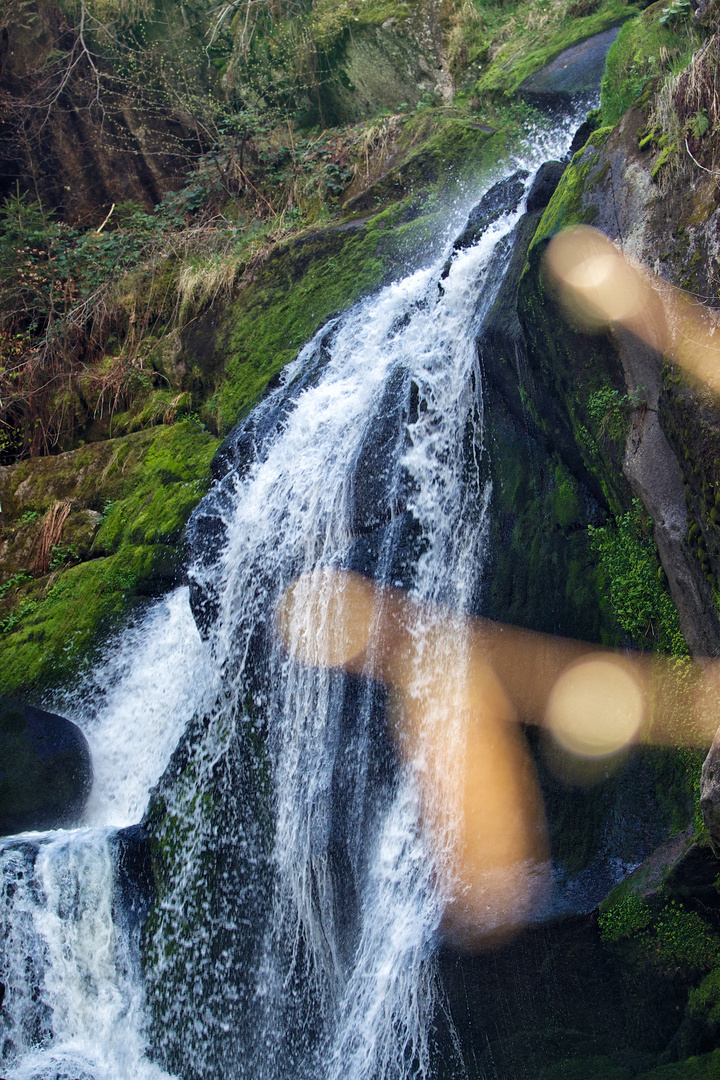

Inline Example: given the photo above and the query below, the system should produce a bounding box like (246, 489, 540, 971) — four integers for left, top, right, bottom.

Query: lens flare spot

(546, 226, 648, 325)
(276, 569, 376, 667)
(546, 657, 644, 758)
(564, 251, 616, 291)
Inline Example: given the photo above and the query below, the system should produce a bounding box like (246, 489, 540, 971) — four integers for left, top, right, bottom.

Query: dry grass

(675, 32, 720, 135)
(33, 500, 72, 576)
(354, 116, 401, 182)
(650, 30, 720, 179)
(177, 249, 245, 321)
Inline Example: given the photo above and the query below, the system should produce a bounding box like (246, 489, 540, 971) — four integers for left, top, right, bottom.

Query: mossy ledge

(0, 422, 218, 698)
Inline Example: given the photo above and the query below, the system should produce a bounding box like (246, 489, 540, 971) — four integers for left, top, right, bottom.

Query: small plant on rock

(659, 0, 692, 26)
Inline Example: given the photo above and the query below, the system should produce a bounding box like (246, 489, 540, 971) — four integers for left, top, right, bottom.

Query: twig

(96, 202, 115, 234)
(685, 137, 720, 176)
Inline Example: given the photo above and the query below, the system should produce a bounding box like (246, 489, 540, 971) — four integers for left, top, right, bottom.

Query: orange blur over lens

(277, 570, 720, 950)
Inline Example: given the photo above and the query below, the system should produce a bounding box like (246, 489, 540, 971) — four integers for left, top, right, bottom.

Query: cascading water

(150, 114, 589, 1080)
(2, 110, 588, 1080)
(1, 590, 215, 1080)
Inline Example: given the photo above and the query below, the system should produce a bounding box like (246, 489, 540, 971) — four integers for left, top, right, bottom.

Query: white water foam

(1, 588, 215, 1080)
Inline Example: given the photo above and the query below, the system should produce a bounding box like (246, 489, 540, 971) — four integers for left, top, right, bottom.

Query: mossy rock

(0, 422, 219, 697)
(142, 705, 273, 1080)
(519, 26, 622, 103)
(635, 1048, 720, 1079)
(600, 0, 703, 127)
(477, 0, 638, 99)
(188, 121, 517, 433)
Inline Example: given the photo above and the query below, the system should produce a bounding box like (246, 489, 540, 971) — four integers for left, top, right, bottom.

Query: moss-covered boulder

(518, 25, 622, 104)
(0, 421, 219, 698)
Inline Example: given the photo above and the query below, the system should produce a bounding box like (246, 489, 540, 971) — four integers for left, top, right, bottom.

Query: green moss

(587, 385, 636, 442)
(683, 966, 720, 1044)
(599, 874, 720, 974)
(600, 0, 700, 126)
(651, 901, 720, 971)
(477, 0, 638, 98)
(530, 129, 613, 244)
(635, 1049, 720, 1079)
(0, 422, 218, 697)
(518, 175, 635, 529)
(552, 463, 582, 528)
(309, 0, 411, 49)
(650, 140, 677, 180)
(483, 410, 614, 645)
(92, 423, 217, 551)
(588, 499, 687, 653)
(599, 891, 653, 942)
(210, 115, 514, 430)
(213, 223, 389, 428)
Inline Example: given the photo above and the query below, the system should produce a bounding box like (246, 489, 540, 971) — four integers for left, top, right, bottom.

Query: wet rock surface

(0, 699, 92, 835)
(448, 170, 530, 259)
(519, 25, 622, 102)
(526, 160, 565, 213)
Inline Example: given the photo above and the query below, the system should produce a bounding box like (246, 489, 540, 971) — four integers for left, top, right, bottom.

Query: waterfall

(1, 591, 214, 1080)
(1, 111, 586, 1080)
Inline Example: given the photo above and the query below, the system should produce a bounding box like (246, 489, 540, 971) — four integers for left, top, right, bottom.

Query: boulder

(0, 699, 92, 836)
(569, 118, 597, 156)
(525, 160, 565, 213)
(518, 26, 621, 103)
(450, 169, 530, 257)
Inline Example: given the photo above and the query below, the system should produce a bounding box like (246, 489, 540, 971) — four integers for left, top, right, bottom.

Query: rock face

(0, 0, 212, 219)
(519, 26, 622, 103)
(517, 104, 720, 657)
(0, 699, 92, 835)
(701, 734, 720, 854)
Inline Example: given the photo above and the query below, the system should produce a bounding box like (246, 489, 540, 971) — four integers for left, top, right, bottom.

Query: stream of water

(1, 111, 588, 1080)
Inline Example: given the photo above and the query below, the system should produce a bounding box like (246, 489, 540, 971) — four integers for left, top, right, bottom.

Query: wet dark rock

(569, 118, 596, 156)
(525, 160, 565, 213)
(448, 170, 530, 263)
(187, 321, 339, 639)
(0, 700, 92, 836)
(112, 825, 155, 936)
(350, 365, 413, 535)
(435, 907, 691, 1080)
(518, 26, 622, 103)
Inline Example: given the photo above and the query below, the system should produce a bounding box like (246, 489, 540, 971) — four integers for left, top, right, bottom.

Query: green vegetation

(474, 0, 638, 98)
(635, 1050, 720, 1079)
(588, 499, 687, 653)
(598, 890, 653, 942)
(0, 422, 218, 696)
(599, 886, 720, 973)
(587, 384, 647, 442)
(600, 0, 700, 126)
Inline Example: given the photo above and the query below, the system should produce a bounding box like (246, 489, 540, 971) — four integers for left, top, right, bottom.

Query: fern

(688, 108, 710, 139)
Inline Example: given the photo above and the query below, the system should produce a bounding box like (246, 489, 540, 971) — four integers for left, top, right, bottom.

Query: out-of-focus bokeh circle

(546, 656, 644, 757)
